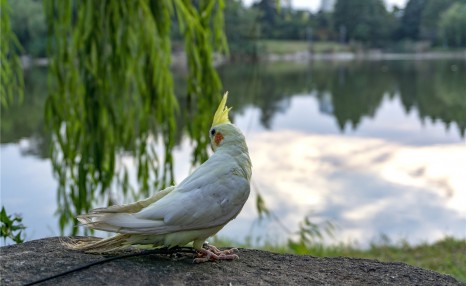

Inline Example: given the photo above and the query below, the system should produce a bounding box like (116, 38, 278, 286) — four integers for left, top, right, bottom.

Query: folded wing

(77, 158, 250, 235)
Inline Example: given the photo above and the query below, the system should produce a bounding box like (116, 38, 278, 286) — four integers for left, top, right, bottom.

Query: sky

(243, 0, 409, 12)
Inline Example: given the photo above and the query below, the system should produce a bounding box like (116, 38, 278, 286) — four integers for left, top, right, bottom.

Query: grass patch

(258, 40, 309, 54)
(258, 40, 350, 55)
(212, 236, 466, 282)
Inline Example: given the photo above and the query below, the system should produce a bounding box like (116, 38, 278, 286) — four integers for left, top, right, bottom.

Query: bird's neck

(216, 142, 252, 181)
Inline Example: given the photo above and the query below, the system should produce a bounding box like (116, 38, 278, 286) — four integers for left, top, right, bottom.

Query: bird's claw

(193, 244, 239, 263)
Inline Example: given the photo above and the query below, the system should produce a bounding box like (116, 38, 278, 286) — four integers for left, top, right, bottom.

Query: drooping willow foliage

(43, 0, 227, 234)
(0, 0, 24, 108)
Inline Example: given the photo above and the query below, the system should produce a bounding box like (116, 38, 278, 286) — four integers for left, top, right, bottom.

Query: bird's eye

(210, 129, 216, 136)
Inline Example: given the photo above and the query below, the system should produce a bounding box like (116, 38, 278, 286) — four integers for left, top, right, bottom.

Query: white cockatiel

(66, 92, 252, 262)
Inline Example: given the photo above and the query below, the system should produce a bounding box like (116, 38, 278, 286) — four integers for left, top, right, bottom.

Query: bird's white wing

(133, 155, 250, 233)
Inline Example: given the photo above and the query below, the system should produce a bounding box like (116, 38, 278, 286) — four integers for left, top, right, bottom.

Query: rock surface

(0, 237, 463, 286)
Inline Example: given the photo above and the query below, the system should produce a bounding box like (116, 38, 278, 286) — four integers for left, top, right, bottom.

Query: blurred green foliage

(1, 0, 24, 108)
(439, 2, 466, 47)
(287, 216, 335, 252)
(42, 0, 227, 234)
(1, 207, 26, 244)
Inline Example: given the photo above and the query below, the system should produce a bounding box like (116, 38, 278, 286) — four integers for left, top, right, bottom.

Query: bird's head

(209, 92, 246, 152)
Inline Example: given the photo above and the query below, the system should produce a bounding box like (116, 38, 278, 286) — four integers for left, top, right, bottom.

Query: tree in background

(251, 0, 313, 41)
(439, 2, 466, 47)
(313, 11, 334, 42)
(224, 0, 260, 59)
(333, 0, 393, 47)
(4, 0, 466, 65)
(399, 0, 426, 40)
(9, 0, 47, 58)
(419, 0, 455, 44)
(275, 9, 312, 40)
(253, 0, 279, 39)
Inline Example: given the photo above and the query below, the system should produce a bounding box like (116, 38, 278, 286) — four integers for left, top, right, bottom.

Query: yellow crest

(211, 92, 231, 128)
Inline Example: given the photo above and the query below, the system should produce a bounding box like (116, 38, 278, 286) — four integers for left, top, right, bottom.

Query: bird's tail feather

(77, 212, 166, 234)
(61, 234, 131, 253)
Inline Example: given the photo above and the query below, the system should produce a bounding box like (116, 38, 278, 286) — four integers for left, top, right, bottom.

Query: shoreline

(265, 50, 466, 62)
(21, 50, 466, 70)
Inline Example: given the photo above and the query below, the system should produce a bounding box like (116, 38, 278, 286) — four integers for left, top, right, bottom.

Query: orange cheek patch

(214, 133, 224, 145)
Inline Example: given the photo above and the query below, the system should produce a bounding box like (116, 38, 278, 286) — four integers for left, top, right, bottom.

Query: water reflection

(219, 60, 466, 136)
(1, 59, 465, 246)
(243, 128, 465, 246)
(1, 68, 50, 158)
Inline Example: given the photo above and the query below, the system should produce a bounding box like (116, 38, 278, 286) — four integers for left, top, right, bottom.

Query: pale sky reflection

(222, 130, 466, 247)
(2, 129, 465, 247)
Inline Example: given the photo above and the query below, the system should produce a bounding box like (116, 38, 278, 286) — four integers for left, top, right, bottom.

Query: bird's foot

(193, 244, 239, 263)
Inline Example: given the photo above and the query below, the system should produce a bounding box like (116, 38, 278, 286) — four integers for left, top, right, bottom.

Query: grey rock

(0, 237, 463, 286)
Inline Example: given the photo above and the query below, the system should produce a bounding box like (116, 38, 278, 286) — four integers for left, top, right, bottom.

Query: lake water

(1, 59, 465, 247)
